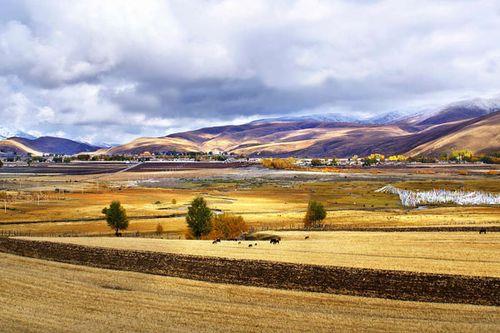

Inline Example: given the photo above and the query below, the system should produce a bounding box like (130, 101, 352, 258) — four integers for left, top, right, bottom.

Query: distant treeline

(260, 150, 500, 169)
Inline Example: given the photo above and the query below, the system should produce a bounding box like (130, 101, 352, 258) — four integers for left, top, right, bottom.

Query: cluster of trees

(185, 197, 249, 239)
(451, 150, 500, 164)
(90, 155, 135, 161)
(408, 150, 499, 164)
(261, 157, 297, 169)
(387, 155, 407, 162)
(102, 195, 330, 237)
(362, 153, 385, 166)
(310, 158, 338, 167)
(406, 155, 439, 163)
(447, 149, 473, 162)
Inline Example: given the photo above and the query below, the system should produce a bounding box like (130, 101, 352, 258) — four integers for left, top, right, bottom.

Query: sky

(1, 0, 500, 145)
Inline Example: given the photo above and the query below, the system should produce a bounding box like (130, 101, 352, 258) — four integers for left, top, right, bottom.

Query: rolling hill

(407, 112, 500, 156)
(106, 98, 500, 157)
(2, 97, 498, 158)
(0, 137, 101, 156)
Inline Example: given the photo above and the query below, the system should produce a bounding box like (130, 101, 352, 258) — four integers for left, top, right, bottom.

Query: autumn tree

(261, 158, 296, 169)
(387, 155, 407, 162)
(209, 213, 248, 239)
(102, 201, 129, 236)
(186, 196, 212, 239)
(448, 149, 473, 162)
(304, 200, 326, 228)
(156, 223, 164, 235)
(363, 153, 385, 166)
(310, 159, 324, 167)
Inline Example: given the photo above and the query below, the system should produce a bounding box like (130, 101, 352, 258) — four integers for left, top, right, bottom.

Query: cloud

(0, 0, 500, 144)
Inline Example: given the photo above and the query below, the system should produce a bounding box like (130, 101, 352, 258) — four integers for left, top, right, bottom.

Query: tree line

(101, 198, 328, 238)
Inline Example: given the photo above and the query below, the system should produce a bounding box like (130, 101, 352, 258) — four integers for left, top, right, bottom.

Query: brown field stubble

(22, 231, 500, 277)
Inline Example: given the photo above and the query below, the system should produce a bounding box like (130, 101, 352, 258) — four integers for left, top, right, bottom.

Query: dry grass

(1, 252, 499, 333)
(1, 179, 499, 234)
(23, 230, 500, 277)
(1, 168, 499, 236)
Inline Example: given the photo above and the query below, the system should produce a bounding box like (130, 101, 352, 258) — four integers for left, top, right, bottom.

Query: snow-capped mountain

(0, 126, 37, 140)
(367, 97, 500, 126)
(447, 97, 500, 111)
(251, 113, 360, 124)
(416, 97, 500, 126)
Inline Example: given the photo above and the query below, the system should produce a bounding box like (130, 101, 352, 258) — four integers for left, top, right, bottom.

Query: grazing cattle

(248, 244, 253, 247)
(254, 243, 258, 246)
(479, 228, 487, 234)
(270, 238, 280, 244)
(212, 238, 221, 244)
(304, 236, 309, 240)
(238, 241, 241, 244)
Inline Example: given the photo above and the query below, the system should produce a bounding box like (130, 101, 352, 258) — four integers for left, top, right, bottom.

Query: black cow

(479, 228, 487, 234)
(270, 238, 280, 244)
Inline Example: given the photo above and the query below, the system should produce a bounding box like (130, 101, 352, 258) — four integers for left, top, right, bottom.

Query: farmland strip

(0, 237, 498, 306)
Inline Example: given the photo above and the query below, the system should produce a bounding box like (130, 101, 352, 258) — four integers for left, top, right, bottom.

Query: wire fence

(0, 230, 184, 239)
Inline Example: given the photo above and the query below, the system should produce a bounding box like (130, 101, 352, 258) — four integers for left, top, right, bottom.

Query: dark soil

(0, 237, 498, 306)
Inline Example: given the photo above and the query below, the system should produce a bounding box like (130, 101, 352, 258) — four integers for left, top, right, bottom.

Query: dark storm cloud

(0, 0, 499, 144)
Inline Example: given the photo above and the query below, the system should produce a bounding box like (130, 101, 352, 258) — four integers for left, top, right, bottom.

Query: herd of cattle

(211, 235, 311, 246)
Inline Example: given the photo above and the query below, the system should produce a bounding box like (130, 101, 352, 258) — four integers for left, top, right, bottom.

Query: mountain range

(1, 97, 499, 157)
(106, 97, 500, 157)
(0, 137, 101, 156)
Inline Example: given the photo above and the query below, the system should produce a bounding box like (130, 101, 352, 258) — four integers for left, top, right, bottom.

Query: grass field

(1, 167, 499, 235)
(22, 230, 500, 277)
(1, 252, 499, 333)
(1, 166, 499, 331)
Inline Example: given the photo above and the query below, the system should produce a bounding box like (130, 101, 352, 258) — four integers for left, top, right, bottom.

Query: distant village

(0, 148, 497, 168)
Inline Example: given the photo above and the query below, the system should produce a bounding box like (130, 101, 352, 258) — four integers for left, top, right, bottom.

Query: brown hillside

(408, 112, 500, 156)
(102, 108, 500, 157)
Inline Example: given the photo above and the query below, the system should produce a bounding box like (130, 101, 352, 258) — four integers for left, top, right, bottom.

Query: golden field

(0, 167, 499, 235)
(1, 252, 499, 333)
(1, 166, 499, 332)
(23, 230, 500, 277)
